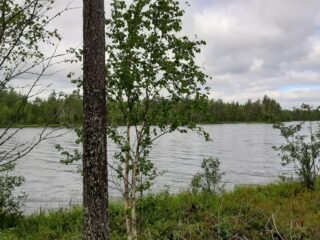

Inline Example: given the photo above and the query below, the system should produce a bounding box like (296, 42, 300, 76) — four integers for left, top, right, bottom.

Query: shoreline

(1, 120, 319, 129)
(2, 180, 320, 239)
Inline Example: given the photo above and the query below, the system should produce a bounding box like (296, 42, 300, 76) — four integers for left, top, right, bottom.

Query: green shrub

(273, 107, 320, 190)
(0, 164, 26, 226)
(191, 157, 225, 194)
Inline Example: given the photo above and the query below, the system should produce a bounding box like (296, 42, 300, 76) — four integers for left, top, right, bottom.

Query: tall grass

(1, 180, 319, 239)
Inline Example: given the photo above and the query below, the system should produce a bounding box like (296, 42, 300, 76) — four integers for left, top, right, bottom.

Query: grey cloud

(186, 0, 320, 108)
(36, 0, 320, 109)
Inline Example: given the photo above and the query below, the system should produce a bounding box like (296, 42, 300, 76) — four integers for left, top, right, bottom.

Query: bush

(273, 105, 320, 190)
(191, 157, 225, 194)
(0, 164, 26, 222)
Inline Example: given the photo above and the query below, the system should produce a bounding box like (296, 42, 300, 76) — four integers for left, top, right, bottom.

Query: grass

(0, 180, 319, 239)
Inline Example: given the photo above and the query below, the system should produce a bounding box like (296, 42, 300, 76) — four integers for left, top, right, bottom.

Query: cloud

(186, 0, 320, 108)
(38, 0, 320, 109)
(249, 59, 264, 73)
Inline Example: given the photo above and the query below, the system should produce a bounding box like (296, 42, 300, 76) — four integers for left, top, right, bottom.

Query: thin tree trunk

(131, 159, 138, 240)
(83, 0, 109, 239)
(125, 123, 132, 240)
(132, 131, 143, 240)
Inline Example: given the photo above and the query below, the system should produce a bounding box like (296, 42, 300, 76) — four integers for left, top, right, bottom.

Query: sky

(42, 0, 320, 109)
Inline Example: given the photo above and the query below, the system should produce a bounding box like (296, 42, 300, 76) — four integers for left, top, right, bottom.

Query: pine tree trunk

(83, 0, 109, 239)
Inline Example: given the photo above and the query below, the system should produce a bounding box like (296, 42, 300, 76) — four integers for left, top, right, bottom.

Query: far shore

(1, 120, 318, 129)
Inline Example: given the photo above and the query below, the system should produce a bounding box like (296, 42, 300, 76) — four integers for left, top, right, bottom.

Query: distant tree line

(0, 89, 319, 126)
(0, 90, 82, 126)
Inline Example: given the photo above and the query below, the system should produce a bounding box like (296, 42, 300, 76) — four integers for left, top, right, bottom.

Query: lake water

(1, 124, 297, 214)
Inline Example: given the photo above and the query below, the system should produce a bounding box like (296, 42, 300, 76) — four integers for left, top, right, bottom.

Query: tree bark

(83, 0, 109, 239)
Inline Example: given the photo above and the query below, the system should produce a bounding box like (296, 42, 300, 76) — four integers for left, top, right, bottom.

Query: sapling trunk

(124, 123, 132, 240)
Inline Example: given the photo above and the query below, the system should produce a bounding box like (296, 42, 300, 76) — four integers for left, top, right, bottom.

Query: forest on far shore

(0, 89, 319, 127)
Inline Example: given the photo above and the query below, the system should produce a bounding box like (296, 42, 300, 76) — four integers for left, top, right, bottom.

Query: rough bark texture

(83, 0, 109, 239)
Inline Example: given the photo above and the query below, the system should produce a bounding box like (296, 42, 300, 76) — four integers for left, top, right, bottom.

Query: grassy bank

(1, 181, 319, 240)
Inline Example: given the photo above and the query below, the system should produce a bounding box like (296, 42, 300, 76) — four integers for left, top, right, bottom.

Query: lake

(2, 124, 296, 214)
